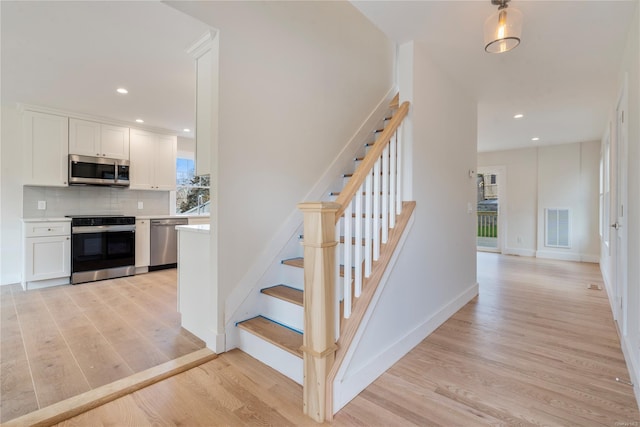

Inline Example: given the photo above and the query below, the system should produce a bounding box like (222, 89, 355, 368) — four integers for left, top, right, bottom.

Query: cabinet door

(69, 118, 101, 157)
(135, 219, 150, 267)
(101, 124, 130, 160)
(129, 128, 155, 190)
(24, 235, 71, 281)
(154, 135, 177, 191)
(23, 111, 69, 187)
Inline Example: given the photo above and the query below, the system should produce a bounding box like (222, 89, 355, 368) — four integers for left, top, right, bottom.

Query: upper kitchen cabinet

(69, 118, 130, 160)
(23, 111, 69, 187)
(129, 128, 176, 191)
(188, 30, 219, 177)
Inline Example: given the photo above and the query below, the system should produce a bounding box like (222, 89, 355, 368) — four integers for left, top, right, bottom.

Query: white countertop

(176, 224, 210, 234)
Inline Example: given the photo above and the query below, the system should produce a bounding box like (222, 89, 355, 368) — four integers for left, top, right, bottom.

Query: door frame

(477, 166, 507, 253)
(611, 74, 629, 334)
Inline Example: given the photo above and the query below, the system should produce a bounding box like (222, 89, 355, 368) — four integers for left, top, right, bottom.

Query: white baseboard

(620, 331, 640, 412)
(503, 247, 536, 257)
(333, 281, 479, 413)
(536, 250, 599, 263)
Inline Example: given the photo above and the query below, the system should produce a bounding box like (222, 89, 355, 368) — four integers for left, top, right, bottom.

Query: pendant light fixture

(484, 0, 522, 53)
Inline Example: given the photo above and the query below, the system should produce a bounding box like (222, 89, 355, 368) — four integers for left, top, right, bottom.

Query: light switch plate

(137, 201, 144, 210)
(37, 200, 46, 210)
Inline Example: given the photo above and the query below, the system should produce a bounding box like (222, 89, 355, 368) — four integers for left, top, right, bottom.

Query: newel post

(297, 202, 339, 422)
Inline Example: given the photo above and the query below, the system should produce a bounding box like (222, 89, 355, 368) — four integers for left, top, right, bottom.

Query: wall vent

(545, 208, 570, 248)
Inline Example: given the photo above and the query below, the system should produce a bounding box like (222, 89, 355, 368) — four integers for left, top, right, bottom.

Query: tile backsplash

(23, 186, 170, 218)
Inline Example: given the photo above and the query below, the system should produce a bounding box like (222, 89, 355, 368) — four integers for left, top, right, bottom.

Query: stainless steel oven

(68, 215, 135, 284)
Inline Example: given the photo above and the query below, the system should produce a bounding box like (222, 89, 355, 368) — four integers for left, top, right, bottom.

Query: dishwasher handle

(150, 219, 189, 226)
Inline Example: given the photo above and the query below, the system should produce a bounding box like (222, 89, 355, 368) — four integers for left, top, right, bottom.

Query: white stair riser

(279, 264, 304, 287)
(237, 328, 303, 384)
(261, 293, 304, 332)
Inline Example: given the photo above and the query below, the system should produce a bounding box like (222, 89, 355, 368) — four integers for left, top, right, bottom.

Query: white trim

(620, 331, 640, 412)
(535, 250, 581, 262)
(333, 280, 479, 413)
(223, 88, 397, 329)
(502, 247, 536, 257)
(186, 29, 218, 59)
(580, 254, 600, 263)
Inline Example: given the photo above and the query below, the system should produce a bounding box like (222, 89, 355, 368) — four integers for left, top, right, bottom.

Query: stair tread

(282, 257, 354, 277)
(237, 316, 303, 358)
(261, 285, 303, 306)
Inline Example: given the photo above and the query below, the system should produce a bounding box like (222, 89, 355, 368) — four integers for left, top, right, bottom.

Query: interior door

(612, 89, 628, 334)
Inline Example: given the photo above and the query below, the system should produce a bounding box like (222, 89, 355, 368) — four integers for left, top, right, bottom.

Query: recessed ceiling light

(514, 113, 524, 119)
(531, 137, 540, 141)
(135, 119, 144, 123)
(116, 88, 128, 94)
(183, 128, 191, 132)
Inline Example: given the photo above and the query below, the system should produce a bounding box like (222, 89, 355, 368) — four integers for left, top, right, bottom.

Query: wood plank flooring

(52, 253, 639, 426)
(0, 269, 205, 423)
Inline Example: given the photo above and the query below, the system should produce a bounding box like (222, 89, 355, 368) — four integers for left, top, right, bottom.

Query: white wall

(1, 107, 24, 285)
(333, 40, 478, 412)
(478, 141, 601, 262)
(166, 1, 395, 335)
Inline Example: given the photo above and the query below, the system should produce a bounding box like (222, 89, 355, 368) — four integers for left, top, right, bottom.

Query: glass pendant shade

(484, 7, 522, 53)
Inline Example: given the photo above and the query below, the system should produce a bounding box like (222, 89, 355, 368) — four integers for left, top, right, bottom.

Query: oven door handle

(72, 225, 136, 234)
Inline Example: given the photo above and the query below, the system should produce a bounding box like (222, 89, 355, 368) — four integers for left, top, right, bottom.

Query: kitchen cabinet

(129, 128, 177, 191)
(23, 220, 71, 290)
(69, 118, 130, 160)
(23, 111, 69, 187)
(188, 30, 219, 176)
(135, 218, 150, 272)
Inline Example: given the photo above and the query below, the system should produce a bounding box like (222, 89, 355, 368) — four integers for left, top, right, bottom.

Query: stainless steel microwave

(68, 154, 130, 187)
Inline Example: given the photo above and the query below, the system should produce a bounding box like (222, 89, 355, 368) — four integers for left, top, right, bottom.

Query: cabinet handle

(96, 153, 100, 156)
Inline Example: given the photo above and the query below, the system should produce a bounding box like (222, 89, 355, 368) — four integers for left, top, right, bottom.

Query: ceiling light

(484, 0, 522, 54)
(531, 137, 539, 141)
(136, 119, 144, 123)
(183, 128, 191, 132)
(116, 88, 129, 94)
(513, 113, 523, 119)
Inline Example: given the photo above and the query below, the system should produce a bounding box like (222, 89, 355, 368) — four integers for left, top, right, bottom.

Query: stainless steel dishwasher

(149, 218, 188, 269)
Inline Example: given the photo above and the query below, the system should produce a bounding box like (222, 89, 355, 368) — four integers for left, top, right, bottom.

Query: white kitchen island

(176, 224, 224, 353)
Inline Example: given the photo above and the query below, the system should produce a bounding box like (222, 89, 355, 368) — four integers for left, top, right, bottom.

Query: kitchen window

(176, 157, 210, 214)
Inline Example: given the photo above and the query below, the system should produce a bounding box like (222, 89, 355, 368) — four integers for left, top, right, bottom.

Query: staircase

(234, 94, 413, 421)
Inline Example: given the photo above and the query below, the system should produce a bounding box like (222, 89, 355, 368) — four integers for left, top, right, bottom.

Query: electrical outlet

(37, 201, 46, 210)
(137, 201, 144, 210)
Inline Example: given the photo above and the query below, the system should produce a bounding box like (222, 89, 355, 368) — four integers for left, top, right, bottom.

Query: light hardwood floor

(0, 270, 205, 423)
(52, 253, 639, 426)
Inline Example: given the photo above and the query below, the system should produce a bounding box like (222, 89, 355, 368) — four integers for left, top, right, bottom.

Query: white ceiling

(1, 1, 210, 137)
(353, 0, 637, 152)
(2, 1, 636, 151)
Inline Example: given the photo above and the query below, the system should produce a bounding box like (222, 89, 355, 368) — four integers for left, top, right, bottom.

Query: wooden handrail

(334, 101, 410, 222)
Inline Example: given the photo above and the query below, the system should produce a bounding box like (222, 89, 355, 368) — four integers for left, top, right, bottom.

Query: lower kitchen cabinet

(135, 218, 151, 273)
(23, 220, 71, 290)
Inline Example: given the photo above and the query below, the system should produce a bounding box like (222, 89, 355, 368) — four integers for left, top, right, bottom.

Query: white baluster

(382, 142, 390, 244)
(343, 202, 352, 319)
(373, 156, 381, 261)
(335, 221, 341, 337)
(389, 132, 397, 229)
(396, 125, 403, 215)
(354, 183, 363, 297)
(364, 172, 373, 277)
